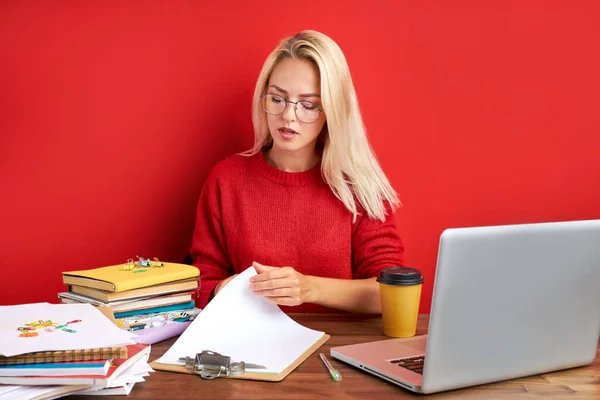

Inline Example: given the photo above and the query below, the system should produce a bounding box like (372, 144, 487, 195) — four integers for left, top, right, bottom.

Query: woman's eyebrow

(269, 84, 321, 98)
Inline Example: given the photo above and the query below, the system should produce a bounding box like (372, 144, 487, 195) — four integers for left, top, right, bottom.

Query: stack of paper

(0, 303, 151, 398)
(0, 384, 91, 400)
(0, 355, 153, 399)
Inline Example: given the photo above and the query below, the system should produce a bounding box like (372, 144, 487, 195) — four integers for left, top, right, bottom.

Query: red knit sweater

(190, 152, 405, 313)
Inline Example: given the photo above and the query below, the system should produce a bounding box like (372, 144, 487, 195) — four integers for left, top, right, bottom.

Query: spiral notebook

(0, 346, 128, 366)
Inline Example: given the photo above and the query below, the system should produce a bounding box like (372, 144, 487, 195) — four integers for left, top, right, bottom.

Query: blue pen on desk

(320, 353, 342, 382)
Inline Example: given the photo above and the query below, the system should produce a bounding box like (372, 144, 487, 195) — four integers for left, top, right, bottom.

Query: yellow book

(63, 262, 200, 292)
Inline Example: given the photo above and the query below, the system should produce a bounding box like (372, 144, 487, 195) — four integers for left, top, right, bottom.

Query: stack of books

(58, 258, 202, 343)
(0, 302, 152, 398)
(0, 344, 152, 398)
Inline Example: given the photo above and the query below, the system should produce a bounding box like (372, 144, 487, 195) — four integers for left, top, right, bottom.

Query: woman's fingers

(248, 264, 305, 306)
(250, 277, 296, 291)
(263, 296, 299, 306)
(251, 261, 277, 274)
(251, 268, 289, 283)
(254, 287, 300, 298)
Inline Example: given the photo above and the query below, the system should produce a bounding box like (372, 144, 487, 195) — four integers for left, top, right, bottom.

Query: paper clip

(122, 256, 165, 271)
(136, 256, 151, 267)
(122, 259, 135, 271)
(151, 257, 165, 267)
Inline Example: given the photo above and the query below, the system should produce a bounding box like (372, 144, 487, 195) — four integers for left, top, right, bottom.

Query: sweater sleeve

(190, 167, 233, 308)
(351, 203, 405, 279)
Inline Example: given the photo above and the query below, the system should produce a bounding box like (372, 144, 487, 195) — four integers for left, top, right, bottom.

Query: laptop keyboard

(390, 356, 425, 375)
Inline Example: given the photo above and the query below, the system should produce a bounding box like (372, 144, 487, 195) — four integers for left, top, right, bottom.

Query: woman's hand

(249, 261, 314, 306)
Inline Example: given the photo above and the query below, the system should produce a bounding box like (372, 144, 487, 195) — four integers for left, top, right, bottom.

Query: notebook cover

(149, 333, 330, 382)
(0, 346, 128, 366)
(112, 301, 195, 318)
(63, 262, 200, 292)
(0, 359, 111, 376)
(133, 321, 192, 345)
(70, 279, 199, 302)
(59, 291, 196, 312)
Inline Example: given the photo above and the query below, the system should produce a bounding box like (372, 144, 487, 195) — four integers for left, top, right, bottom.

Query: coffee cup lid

(377, 267, 424, 286)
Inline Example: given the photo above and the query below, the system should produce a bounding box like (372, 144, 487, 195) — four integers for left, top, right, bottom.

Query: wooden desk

(74, 314, 599, 399)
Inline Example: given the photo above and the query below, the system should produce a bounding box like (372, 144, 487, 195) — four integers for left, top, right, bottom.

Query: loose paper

(155, 267, 325, 374)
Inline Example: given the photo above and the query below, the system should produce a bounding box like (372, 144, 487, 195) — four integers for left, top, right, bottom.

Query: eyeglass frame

(259, 93, 324, 124)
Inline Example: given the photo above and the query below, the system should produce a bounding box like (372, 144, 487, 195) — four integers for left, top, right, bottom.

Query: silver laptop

(331, 219, 600, 394)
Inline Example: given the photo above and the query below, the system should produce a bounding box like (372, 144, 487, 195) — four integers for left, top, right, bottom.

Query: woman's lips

(278, 127, 298, 141)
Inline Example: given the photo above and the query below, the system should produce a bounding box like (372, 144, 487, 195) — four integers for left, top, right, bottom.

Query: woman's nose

(282, 102, 297, 123)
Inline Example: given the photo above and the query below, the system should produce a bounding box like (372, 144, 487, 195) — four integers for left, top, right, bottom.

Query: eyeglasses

(260, 93, 323, 124)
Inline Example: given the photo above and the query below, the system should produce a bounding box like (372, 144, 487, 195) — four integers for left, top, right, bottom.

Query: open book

(151, 267, 329, 381)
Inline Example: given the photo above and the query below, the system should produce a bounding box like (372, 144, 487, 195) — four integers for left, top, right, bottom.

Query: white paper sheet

(75, 382, 135, 396)
(110, 359, 153, 386)
(0, 384, 90, 400)
(0, 303, 137, 357)
(156, 267, 325, 374)
(0, 385, 20, 396)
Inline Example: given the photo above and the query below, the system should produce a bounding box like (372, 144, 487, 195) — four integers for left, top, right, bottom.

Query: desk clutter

(59, 256, 202, 344)
(0, 303, 152, 399)
(0, 257, 202, 399)
(0, 263, 337, 397)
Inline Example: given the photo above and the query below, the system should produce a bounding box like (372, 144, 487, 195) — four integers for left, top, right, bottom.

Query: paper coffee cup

(377, 267, 424, 337)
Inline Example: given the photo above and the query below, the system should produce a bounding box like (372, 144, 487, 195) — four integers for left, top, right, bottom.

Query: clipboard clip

(179, 350, 266, 379)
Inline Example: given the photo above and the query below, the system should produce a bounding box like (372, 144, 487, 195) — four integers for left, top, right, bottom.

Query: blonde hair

(244, 30, 400, 222)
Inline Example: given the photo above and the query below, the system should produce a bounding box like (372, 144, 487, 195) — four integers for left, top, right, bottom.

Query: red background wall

(1, 1, 599, 313)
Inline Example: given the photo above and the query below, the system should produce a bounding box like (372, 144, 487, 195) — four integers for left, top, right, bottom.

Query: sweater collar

(251, 151, 322, 186)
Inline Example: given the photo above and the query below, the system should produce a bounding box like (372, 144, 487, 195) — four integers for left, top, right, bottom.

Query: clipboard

(149, 333, 330, 382)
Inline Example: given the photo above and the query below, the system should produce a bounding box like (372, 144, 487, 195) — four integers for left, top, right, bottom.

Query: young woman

(190, 30, 404, 314)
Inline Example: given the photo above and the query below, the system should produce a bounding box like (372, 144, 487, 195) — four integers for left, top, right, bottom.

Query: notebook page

(0, 303, 137, 357)
(156, 267, 324, 374)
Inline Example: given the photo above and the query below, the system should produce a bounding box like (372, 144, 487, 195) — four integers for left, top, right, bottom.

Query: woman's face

(264, 58, 326, 156)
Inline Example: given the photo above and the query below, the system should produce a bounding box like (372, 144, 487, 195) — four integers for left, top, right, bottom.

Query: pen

(319, 353, 342, 382)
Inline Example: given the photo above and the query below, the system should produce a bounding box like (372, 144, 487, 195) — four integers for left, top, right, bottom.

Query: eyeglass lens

(261, 94, 321, 123)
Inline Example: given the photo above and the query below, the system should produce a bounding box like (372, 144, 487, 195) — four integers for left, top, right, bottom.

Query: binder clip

(121, 256, 165, 271)
(179, 350, 265, 379)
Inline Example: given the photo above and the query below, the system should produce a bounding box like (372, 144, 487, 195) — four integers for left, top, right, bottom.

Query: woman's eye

(300, 101, 317, 110)
(271, 95, 285, 103)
